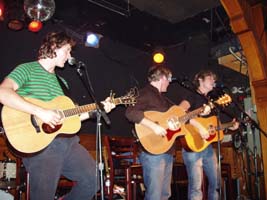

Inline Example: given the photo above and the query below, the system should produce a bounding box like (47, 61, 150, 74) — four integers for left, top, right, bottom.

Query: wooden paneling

(221, 0, 267, 198)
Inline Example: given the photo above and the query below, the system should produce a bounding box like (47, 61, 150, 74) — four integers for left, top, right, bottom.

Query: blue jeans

(182, 145, 218, 200)
(23, 135, 99, 200)
(140, 151, 173, 200)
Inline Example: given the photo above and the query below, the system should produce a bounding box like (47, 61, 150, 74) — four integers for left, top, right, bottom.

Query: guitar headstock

(214, 93, 232, 107)
(111, 87, 138, 106)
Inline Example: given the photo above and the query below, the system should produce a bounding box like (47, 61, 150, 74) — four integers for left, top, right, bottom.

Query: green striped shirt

(8, 61, 67, 101)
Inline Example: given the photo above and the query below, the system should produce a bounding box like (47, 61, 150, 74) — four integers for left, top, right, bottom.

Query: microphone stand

(221, 95, 267, 200)
(212, 103, 223, 200)
(172, 78, 223, 200)
(75, 62, 111, 200)
(240, 110, 266, 200)
(229, 99, 267, 200)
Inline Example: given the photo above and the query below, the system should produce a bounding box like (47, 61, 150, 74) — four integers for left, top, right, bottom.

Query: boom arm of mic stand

(232, 101, 267, 137)
(241, 110, 267, 137)
(75, 65, 111, 125)
(173, 78, 211, 102)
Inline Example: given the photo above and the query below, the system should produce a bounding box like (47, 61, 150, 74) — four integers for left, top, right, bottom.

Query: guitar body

(135, 106, 190, 155)
(1, 88, 137, 154)
(182, 116, 224, 152)
(1, 96, 81, 153)
(134, 94, 231, 154)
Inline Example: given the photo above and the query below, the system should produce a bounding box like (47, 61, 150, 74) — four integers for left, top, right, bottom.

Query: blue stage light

(85, 32, 103, 48)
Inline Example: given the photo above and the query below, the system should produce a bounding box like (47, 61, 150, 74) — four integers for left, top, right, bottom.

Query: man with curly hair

(0, 31, 114, 200)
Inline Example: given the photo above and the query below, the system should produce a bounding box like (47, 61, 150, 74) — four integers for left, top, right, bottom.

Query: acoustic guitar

(181, 117, 235, 152)
(135, 104, 213, 154)
(1, 88, 137, 153)
(134, 94, 232, 154)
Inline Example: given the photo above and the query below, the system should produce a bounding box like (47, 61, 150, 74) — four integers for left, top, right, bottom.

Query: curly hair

(193, 69, 217, 88)
(147, 65, 172, 82)
(38, 31, 76, 59)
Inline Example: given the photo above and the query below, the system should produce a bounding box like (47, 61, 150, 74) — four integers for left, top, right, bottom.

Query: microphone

(67, 57, 85, 67)
(68, 57, 77, 66)
(170, 76, 190, 88)
(170, 77, 178, 82)
(214, 82, 227, 89)
(170, 77, 188, 83)
(170, 76, 189, 83)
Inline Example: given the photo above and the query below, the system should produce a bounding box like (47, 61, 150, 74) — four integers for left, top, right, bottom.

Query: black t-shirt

(184, 91, 209, 112)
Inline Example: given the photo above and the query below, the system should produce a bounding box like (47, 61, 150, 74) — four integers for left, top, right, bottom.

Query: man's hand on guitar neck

(80, 97, 116, 121)
(139, 118, 167, 137)
(101, 97, 116, 113)
(228, 118, 239, 131)
(199, 104, 211, 116)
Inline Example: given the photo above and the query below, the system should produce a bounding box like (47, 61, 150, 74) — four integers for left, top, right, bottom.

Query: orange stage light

(28, 20, 43, 32)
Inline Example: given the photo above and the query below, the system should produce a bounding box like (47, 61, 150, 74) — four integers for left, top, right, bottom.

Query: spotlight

(0, 0, 4, 21)
(7, 19, 24, 31)
(0, 9, 3, 21)
(85, 32, 103, 48)
(6, 1, 25, 31)
(28, 20, 42, 32)
(153, 51, 165, 64)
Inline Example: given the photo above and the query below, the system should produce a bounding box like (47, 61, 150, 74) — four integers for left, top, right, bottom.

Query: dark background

(0, 0, 249, 137)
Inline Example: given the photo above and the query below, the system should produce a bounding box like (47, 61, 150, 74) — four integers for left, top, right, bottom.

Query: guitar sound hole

(42, 124, 62, 134)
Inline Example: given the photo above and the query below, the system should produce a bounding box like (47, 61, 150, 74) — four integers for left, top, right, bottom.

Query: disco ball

(24, 0, 56, 22)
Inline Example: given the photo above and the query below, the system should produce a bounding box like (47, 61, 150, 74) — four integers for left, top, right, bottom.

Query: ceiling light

(85, 32, 103, 48)
(6, 1, 25, 31)
(0, 1, 4, 21)
(153, 50, 165, 64)
(7, 19, 24, 31)
(28, 20, 42, 32)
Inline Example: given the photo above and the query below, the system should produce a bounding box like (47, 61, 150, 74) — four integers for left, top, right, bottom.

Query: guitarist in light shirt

(178, 69, 239, 200)
(0, 32, 115, 200)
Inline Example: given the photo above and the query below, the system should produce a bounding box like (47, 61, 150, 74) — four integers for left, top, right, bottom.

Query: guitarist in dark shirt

(178, 69, 239, 200)
(125, 65, 175, 200)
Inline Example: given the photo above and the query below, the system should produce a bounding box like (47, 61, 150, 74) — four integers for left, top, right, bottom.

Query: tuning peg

(109, 90, 115, 99)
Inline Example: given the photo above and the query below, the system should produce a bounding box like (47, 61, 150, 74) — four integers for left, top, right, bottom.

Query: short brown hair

(38, 31, 76, 59)
(147, 65, 172, 82)
(193, 69, 217, 88)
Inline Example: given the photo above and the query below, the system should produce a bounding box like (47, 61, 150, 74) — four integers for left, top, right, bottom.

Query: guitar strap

(56, 75, 71, 96)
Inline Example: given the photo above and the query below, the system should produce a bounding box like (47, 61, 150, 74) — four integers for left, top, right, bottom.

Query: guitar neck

(179, 107, 204, 123)
(63, 98, 122, 117)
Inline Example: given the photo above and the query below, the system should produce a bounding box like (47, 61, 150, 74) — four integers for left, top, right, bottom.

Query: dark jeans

(23, 135, 99, 200)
